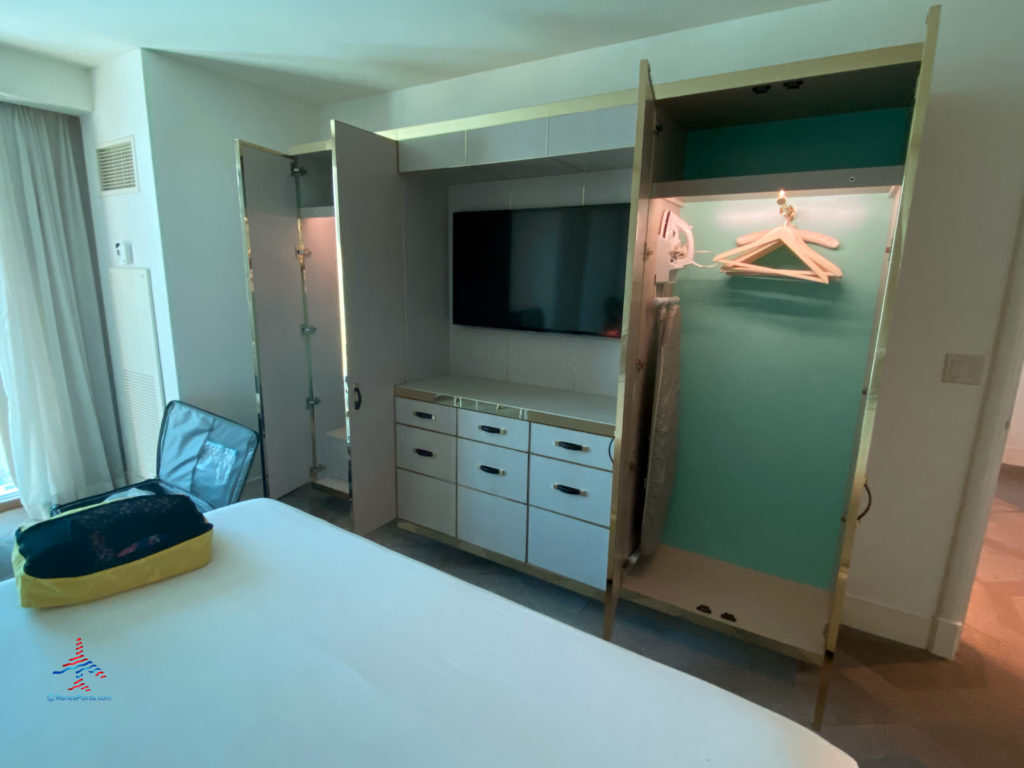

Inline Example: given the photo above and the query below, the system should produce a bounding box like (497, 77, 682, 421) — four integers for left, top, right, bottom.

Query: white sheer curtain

(0, 102, 125, 519)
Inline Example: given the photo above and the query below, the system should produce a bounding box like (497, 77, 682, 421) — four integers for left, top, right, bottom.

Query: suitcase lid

(156, 401, 259, 510)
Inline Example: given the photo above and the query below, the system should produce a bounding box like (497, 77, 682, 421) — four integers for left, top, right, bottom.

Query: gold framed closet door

(603, 60, 660, 639)
(814, 4, 942, 730)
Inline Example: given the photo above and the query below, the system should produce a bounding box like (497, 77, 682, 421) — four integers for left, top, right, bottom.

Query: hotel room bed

(0, 499, 854, 767)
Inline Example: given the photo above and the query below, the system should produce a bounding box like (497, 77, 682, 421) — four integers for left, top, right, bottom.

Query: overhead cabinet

(397, 104, 636, 175)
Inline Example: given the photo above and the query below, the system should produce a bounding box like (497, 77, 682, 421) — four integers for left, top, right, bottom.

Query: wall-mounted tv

(452, 204, 629, 338)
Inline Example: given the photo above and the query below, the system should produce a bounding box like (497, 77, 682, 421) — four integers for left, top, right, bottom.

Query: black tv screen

(452, 204, 629, 338)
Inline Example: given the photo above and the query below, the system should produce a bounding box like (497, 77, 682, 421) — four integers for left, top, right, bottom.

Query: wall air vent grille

(97, 138, 138, 193)
(122, 369, 161, 476)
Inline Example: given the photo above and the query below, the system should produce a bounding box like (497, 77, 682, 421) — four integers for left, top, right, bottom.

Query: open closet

(237, 123, 451, 532)
(237, 144, 347, 500)
(605, 9, 938, 727)
(234, 4, 938, 727)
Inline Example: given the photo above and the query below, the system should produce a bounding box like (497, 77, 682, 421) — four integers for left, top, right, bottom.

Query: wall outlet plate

(114, 241, 133, 266)
(942, 353, 985, 385)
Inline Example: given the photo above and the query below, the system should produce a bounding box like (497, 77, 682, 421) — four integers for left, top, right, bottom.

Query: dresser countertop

(396, 375, 617, 435)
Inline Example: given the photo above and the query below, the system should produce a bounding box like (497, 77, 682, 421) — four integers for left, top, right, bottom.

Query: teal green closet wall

(662, 193, 892, 589)
(683, 108, 911, 179)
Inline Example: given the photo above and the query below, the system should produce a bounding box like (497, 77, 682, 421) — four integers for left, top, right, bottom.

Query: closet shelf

(652, 165, 904, 201)
(622, 545, 830, 663)
(299, 205, 335, 218)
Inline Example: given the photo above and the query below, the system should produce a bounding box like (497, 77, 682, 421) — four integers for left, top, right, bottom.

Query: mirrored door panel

(238, 143, 310, 498)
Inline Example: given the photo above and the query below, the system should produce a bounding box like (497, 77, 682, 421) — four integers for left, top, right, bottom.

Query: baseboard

(842, 594, 933, 649)
(1002, 445, 1024, 466)
(928, 617, 963, 659)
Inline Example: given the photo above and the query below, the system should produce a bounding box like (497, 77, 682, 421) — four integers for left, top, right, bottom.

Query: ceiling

(0, 0, 825, 106)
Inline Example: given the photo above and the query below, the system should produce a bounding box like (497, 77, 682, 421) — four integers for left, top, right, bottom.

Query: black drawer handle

(414, 411, 435, 420)
(479, 464, 505, 475)
(553, 483, 585, 496)
(414, 448, 434, 457)
(555, 440, 587, 452)
(479, 425, 504, 434)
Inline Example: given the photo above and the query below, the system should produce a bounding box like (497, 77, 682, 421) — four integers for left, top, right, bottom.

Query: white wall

(80, 50, 178, 404)
(448, 169, 629, 398)
(1002, 374, 1024, 465)
(139, 51, 320, 430)
(0, 43, 91, 114)
(323, 0, 1024, 654)
(319, 1, 931, 135)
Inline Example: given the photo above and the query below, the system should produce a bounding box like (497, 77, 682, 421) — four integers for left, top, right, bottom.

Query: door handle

(553, 483, 585, 496)
(555, 440, 586, 452)
(479, 464, 505, 475)
(352, 385, 362, 411)
(479, 425, 504, 434)
(414, 410, 435, 420)
(414, 448, 434, 458)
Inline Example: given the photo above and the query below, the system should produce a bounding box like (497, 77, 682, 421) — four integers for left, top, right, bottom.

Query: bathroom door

(331, 121, 406, 535)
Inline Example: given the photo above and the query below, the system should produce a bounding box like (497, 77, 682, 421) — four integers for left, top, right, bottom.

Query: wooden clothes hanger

(714, 191, 842, 284)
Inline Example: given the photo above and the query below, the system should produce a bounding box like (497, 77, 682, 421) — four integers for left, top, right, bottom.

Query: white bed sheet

(0, 499, 854, 767)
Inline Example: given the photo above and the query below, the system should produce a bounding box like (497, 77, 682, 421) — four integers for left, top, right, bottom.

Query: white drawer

(397, 469, 455, 536)
(528, 507, 609, 589)
(457, 438, 528, 503)
(528, 455, 612, 527)
(530, 423, 613, 471)
(396, 424, 455, 482)
(457, 409, 529, 452)
(457, 486, 526, 561)
(395, 396, 456, 435)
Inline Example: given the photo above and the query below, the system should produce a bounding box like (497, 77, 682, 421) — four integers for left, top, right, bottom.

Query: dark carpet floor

(295, 476, 1024, 768)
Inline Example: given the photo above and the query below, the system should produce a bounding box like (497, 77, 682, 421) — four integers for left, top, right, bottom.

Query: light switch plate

(942, 353, 985, 385)
(114, 240, 133, 266)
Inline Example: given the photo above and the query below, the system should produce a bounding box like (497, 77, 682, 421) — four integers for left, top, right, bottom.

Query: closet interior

(238, 144, 348, 500)
(235, 7, 937, 726)
(616, 59, 923, 651)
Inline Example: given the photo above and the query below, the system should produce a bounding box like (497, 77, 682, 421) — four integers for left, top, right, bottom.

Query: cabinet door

(238, 144, 309, 498)
(458, 486, 527, 561)
(332, 121, 407, 534)
(528, 507, 610, 589)
(607, 61, 659, 611)
(823, 7, 942, 668)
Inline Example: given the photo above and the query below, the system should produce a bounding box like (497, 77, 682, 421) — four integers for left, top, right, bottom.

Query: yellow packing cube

(12, 494, 212, 608)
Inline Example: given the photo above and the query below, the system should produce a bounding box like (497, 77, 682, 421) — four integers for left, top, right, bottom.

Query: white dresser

(393, 375, 616, 590)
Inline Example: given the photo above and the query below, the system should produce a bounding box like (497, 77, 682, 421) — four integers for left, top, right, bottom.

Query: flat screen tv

(452, 204, 629, 338)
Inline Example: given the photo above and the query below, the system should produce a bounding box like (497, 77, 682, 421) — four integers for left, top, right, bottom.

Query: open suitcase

(51, 401, 260, 516)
